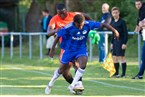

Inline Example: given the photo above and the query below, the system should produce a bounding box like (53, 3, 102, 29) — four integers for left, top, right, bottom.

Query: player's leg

(68, 56, 88, 93)
(60, 49, 74, 84)
(62, 62, 84, 90)
(45, 62, 69, 94)
(68, 48, 88, 93)
(120, 56, 127, 78)
(62, 64, 73, 84)
(137, 42, 145, 77)
(45, 68, 60, 94)
(61, 51, 83, 86)
(119, 40, 127, 78)
(72, 60, 84, 90)
(72, 60, 82, 81)
(132, 42, 145, 79)
(112, 39, 120, 77)
(112, 56, 120, 77)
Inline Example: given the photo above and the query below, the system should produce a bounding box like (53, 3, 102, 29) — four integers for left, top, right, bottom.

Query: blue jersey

(57, 20, 101, 51)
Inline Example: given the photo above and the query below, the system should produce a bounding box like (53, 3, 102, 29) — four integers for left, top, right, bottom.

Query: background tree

(68, 0, 138, 30)
(25, 0, 41, 32)
(19, 0, 145, 32)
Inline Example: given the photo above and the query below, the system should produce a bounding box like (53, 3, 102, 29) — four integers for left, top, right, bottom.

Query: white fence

(0, 32, 141, 65)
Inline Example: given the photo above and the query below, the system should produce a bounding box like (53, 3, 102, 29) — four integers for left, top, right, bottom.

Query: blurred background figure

(132, 0, 145, 79)
(98, 3, 111, 62)
(132, 19, 145, 79)
(41, 9, 52, 56)
(110, 7, 128, 78)
(134, 0, 145, 32)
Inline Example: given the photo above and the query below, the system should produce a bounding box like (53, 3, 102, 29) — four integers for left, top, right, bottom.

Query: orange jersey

(49, 12, 81, 29)
(49, 12, 81, 42)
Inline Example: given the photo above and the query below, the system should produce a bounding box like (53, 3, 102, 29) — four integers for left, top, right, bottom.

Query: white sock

(48, 68, 60, 87)
(71, 68, 85, 87)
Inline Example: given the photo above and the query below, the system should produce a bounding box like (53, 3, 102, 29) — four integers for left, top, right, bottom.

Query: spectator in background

(98, 3, 112, 62)
(134, 0, 145, 32)
(110, 7, 128, 78)
(132, 19, 145, 79)
(41, 9, 53, 55)
(132, 0, 145, 79)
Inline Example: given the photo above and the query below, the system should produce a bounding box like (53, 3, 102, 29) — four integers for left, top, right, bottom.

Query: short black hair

(43, 9, 49, 13)
(73, 14, 85, 24)
(56, 3, 66, 10)
(135, 0, 143, 3)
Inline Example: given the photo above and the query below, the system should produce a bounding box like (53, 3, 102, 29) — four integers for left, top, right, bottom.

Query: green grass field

(1, 56, 145, 96)
(0, 37, 145, 96)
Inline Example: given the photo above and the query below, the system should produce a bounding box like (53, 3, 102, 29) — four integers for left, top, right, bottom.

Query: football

(74, 89, 83, 95)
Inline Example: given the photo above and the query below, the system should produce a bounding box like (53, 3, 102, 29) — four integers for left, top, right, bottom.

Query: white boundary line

(89, 80, 145, 92)
(1, 66, 145, 93)
(9, 66, 52, 76)
(1, 95, 144, 97)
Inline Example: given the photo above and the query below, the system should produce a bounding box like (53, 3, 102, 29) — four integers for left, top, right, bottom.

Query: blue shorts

(60, 48, 88, 65)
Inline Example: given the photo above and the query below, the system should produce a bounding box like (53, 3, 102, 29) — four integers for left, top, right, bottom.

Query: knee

(58, 68, 64, 74)
(121, 56, 126, 63)
(62, 72, 67, 77)
(113, 56, 119, 63)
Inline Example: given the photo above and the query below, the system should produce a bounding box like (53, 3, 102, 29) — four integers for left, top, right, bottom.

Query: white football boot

(68, 85, 75, 94)
(74, 81, 84, 91)
(45, 85, 52, 94)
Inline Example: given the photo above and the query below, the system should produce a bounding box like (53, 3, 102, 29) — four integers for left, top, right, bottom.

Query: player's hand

(110, 44, 113, 50)
(114, 30, 119, 39)
(122, 44, 126, 49)
(49, 49, 55, 58)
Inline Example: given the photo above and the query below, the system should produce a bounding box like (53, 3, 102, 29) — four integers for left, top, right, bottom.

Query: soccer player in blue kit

(45, 14, 119, 94)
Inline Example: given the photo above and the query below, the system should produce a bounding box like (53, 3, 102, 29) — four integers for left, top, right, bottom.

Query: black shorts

(112, 39, 126, 56)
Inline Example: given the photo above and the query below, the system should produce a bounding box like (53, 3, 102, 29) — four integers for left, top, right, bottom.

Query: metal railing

(0, 32, 141, 65)
(89, 31, 141, 66)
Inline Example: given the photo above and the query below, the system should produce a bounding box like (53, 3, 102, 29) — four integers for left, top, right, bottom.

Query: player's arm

(101, 23, 119, 38)
(104, 14, 111, 24)
(47, 17, 61, 36)
(82, 13, 93, 20)
(122, 20, 128, 45)
(134, 19, 142, 32)
(47, 26, 59, 36)
(49, 36, 60, 58)
(75, 12, 93, 20)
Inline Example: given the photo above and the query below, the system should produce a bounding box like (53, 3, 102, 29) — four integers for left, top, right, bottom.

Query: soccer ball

(74, 90, 83, 95)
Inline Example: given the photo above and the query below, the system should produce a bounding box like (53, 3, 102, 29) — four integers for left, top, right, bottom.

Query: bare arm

(104, 16, 111, 24)
(82, 13, 93, 20)
(134, 25, 141, 32)
(49, 36, 60, 58)
(101, 23, 119, 38)
(47, 26, 59, 36)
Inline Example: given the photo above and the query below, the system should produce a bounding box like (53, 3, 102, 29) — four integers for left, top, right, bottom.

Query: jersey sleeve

(88, 20, 101, 29)
(122, 20, 128, 44)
